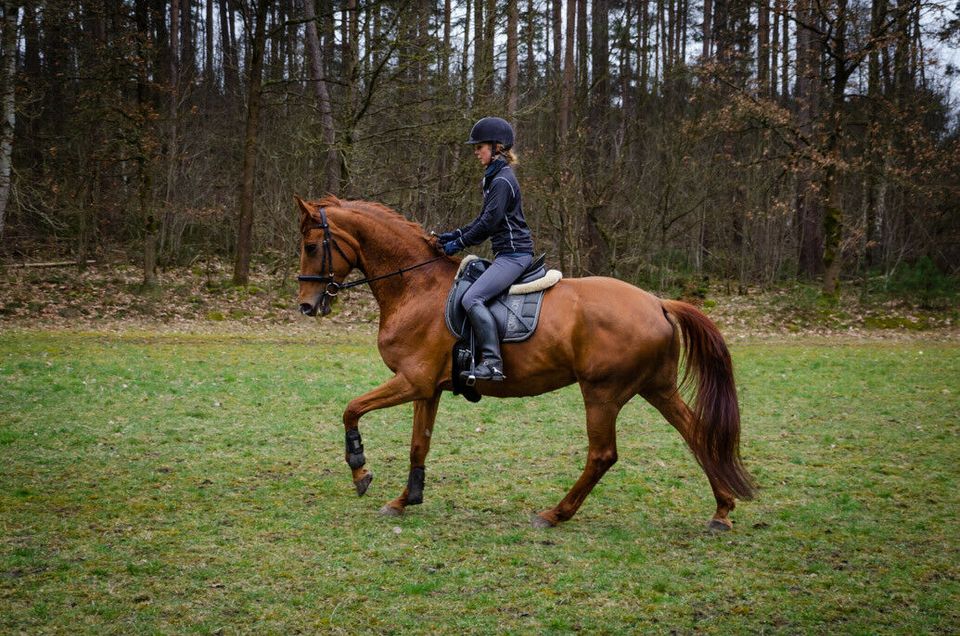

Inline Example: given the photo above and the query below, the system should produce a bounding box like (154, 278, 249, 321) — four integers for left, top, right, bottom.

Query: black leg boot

(464, 304, 506, 382)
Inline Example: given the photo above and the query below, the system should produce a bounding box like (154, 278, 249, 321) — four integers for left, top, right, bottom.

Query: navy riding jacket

(453, 160, 534, 256)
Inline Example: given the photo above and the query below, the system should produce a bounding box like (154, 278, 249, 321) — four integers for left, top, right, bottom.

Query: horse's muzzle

(299, 294, 332, 317)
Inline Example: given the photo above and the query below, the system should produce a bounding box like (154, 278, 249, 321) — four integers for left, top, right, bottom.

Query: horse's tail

(661, 300, 756, 501)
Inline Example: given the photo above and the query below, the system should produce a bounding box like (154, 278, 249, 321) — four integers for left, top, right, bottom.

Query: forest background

(0, 0, 958, 302)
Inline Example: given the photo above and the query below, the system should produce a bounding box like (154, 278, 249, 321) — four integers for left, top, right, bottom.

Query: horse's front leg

(342, 374, 420, 496)
(379, 391, 441, 517)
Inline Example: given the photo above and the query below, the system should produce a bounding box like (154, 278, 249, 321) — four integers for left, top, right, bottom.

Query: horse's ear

(294, 195, 319, 229)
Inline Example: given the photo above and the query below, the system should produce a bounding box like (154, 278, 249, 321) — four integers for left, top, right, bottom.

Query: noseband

(297, 207, 443, 314)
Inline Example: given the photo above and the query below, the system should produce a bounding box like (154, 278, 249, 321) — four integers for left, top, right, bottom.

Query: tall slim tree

(560, 0, 576, 137)
(795, 0, 822, 278)
(303, 0, 338, 194)
(506, 0, 518, 116)
(233, 0, 270, 286)
(473, 0, 484, 99)
(0, 0, 17, 241)
(758, 0, 770, 95)
(205, 0, 214, 91)
(219, 0, 239, 98)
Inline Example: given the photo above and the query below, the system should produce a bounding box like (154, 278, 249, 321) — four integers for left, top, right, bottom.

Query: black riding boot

(465, 304, 506, 382)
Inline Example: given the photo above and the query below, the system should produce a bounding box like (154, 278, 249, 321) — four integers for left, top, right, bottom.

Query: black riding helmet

(465, 117, 515, 150)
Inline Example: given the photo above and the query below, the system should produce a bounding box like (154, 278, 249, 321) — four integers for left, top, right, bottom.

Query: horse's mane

(316, 195, 433, 242)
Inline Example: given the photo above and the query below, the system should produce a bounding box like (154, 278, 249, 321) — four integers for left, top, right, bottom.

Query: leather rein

(297, 207, 444, 314)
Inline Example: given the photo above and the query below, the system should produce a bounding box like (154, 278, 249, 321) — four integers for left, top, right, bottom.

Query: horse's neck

(343, 212, 453, 319)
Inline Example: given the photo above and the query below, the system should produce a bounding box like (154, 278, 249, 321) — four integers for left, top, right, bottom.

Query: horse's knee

(589, 448, 618, 471)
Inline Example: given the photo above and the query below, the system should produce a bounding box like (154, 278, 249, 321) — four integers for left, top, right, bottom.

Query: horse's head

(296, 196, 360, 317)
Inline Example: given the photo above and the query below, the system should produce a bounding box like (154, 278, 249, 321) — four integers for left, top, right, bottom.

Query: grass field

(1, 330, 958, 634)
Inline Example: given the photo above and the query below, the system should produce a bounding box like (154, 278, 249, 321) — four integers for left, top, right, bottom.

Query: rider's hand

(443, 240, 462, 256)
(437, 230, 460, 244)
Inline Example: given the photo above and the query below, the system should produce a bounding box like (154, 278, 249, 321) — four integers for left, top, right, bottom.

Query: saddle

(445, 254, 562, 402)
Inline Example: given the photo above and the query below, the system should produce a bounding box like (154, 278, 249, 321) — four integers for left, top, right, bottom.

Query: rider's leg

(461, 253, 533, 381)
(465, 303, 504, 380)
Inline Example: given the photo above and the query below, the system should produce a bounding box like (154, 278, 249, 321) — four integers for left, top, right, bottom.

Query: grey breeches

(461, 253, 534, 310)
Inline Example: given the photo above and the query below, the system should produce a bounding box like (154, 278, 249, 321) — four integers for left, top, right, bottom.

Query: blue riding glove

(437, 230, 460, 244)
(443, 239, 463, 256)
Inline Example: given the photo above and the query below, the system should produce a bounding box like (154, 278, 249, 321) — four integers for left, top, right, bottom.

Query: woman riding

(437, 117, 535, 382)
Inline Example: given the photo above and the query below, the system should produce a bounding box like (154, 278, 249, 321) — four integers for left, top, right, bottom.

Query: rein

(297, 207, 444, 302)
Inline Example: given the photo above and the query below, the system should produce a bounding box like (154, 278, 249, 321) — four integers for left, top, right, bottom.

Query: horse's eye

(304, 243, 318, 256)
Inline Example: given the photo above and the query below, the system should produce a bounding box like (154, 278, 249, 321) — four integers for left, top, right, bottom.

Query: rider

(437, 117, 534, 382)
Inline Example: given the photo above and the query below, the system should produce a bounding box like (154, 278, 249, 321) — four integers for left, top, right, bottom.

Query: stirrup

(461, 362, 505, 384)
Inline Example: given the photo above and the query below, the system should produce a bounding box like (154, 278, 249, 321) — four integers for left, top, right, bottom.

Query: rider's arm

(456, 179, 512, 248)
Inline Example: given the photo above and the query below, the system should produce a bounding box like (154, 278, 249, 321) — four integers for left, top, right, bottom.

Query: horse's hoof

(379, 504, 403, 517)
(354, 472, 373, 496)
(530, 513, 556, 529)
(708, 518, 732, 531)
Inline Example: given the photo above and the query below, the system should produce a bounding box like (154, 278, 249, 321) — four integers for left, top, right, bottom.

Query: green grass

(1, 331, 958, 634)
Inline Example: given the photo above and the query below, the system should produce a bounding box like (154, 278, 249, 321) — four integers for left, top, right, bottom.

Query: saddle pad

(444, 260, 554, 343)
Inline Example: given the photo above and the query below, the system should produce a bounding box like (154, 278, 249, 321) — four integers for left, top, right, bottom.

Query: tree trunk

(770, 0, 779, 98)
(779, 0, 789, 98)
(681, 0, 688, 62)
(702, 0, 712, 59)
(20, 1, 41, 171)
(524, 0, 535, 87)
(205, 0, 214, 92)
(233, 0, 269, 286)
(0, 0, 17, 242)
(576, 0, 587, 106)
(864, 0, 886, 268)
(640, 0, 649, 95)
(551, 0, 561, 82)
(821, 0, 849, 297)
(795, 0, 821, 278)
(461, 0, 470, 99)
(654, 0, 662, 87)
(484, 0, 495, 97)
(321, 0, 334, 78)
(344, 0, 357, 108)
(473, 0, 484, 100)
(219, 0, 239, 98)
(180, 0, 195, 84)
(154, 0, 178, 286)
(303, 0, 338, 194)
(758, 0, 769, 96)
(140, 159, 158, 287)
(590, 0, 610, 129)
(506, 0, 518, 117)
(560, 0, 575, 137)
(667, 0, 675, 73)
(585, 0, 610, 275)
(129, 0, 156, 286)
(442, 0, 450, 79)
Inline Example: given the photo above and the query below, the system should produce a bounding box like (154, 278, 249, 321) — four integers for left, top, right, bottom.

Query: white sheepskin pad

(456, 254, 562, 294)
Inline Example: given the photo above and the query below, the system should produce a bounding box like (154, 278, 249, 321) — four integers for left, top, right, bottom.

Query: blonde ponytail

(496, 144, 519, 166)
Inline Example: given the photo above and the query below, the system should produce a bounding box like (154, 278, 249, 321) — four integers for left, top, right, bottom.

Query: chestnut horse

(296, 196, 755, 529)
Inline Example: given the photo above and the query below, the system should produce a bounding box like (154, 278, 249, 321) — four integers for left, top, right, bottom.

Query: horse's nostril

(299, 303, 316, 316)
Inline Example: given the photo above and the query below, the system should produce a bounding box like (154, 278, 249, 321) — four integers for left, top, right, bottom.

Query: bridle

(297, 207, 444, 315)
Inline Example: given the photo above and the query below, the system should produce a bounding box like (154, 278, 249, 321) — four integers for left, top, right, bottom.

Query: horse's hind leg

(533, 388, 621, 528)
(644, 388, 736, 530)
(379, 392, 441, 517)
